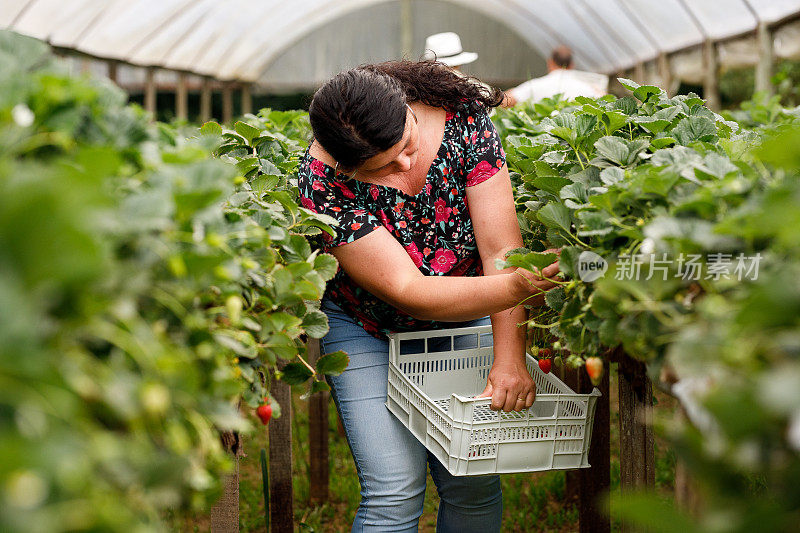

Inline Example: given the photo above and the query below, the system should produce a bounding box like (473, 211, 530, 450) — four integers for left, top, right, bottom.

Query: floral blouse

(297, 102, 506, 338)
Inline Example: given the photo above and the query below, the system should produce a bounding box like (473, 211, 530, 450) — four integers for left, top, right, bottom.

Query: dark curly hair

(308, 60, 504, 169)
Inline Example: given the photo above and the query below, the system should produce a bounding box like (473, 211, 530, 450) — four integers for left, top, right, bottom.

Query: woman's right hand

(513, 259, 561, 305)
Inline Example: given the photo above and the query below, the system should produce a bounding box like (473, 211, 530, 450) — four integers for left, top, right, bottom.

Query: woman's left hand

(475, 359, 536, 412)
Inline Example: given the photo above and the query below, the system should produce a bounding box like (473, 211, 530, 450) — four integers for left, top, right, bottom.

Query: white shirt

(510, 69, 608, 103)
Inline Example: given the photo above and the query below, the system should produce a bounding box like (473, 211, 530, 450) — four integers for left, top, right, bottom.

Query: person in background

(421, 31, 478, 71)
(502, 45, 608, 107)
(421, 31, 494, 94)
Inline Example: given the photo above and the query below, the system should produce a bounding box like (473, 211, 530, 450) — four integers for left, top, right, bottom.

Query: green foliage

(5, 26, 800, 532)
(722, 91, 800, 130)
(498, 81, 751, 361)
(495, 80, 800, 531)
(0, 30, 339, 532)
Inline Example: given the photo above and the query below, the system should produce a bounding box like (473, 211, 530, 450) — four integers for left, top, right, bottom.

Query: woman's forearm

(393, 270, 536, 322)
(329, 226, 556, 322)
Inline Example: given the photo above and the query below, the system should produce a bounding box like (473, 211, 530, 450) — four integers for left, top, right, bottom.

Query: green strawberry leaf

(618, 78, 640, 91)
(537, 202, 572, 233)
(316, 350, 350, 376)
(200, 121, 223, 135)
(279, 362, 314, 385)
(496, 252, 558, 272)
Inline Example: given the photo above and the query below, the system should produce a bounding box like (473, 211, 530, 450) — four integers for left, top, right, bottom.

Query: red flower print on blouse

(466, 160, 498, 187)
(450, 257, 475, 276)
(431, 248, 457, 273)
(434, 198, 452, 223)
(445, 111, 454, 121)
(404, 242, 424, 267)
(300, 196, 315, 211)
(310, 159, 327, 177)
(333, 181, 355, 199)
(379, 210, 394, 232)
(296, 103, 505, 339)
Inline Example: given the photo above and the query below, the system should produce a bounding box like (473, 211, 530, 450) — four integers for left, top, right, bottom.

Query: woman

(298, 60, 559, 532)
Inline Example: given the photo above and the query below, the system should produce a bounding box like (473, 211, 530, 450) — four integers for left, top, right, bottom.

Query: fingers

(475, 383, 493, 398)
(525, 385, 536, 409)
(534, 277, 558, 292)
(490, 385, 536, 412)
(541, 260, 560, 279)
(491, 388, 508, 412)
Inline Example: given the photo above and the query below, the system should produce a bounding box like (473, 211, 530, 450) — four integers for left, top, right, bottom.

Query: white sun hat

(421, 32, 478, 67)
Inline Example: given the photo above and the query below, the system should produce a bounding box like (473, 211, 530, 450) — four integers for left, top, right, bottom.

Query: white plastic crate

(386, 324, 601, 476)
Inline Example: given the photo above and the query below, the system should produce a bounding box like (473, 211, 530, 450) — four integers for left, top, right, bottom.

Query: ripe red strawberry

(256, 402, 273, 425)
(538, 348, 552, 358)
(585, 357, 604, 385)
(538, 358, 552, 374)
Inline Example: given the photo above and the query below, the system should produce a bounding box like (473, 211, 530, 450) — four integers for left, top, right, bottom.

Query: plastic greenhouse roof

(2, 0, 800, 82)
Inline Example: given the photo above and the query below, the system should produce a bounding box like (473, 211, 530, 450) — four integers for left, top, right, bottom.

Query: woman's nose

(396, 154, 413, 172)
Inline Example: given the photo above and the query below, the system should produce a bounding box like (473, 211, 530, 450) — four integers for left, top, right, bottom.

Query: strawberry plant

(495, 78, 760, 369)
(200, 109, 350, 398)
(0, 30, 344, 532)
(495, 81, 800, 532)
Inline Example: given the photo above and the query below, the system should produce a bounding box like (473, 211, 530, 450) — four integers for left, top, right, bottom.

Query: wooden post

(107, 60, 118, 84)
(222, 82, 234, 125)
(579, 362, 611, 533)
(241, 83, 253, 116)
(308, 339, 329, 503)
(210, 456, 240, 532)
(618, 355, 655, 532)
(755, 22, 774, 95)
(176, 72, 188, 122)
(145, 67, 157, 119)
(675, 457, 703, 513)
(561, 364, 581, 508)
(200, 77, 212, 123)
(634, 62, 645, 85)
(702, 40, 720, 110)
(674, 409, 703, 517)
(269, 363, 294, 532)
(211, 422, 243, 532)
(657, 53, 671, 95)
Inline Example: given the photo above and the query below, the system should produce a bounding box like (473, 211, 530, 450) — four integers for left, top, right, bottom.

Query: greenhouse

(2, 1, 800, 532)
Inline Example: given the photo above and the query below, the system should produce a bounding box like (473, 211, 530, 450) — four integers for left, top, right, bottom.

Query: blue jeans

(320, 299, 503, 533)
